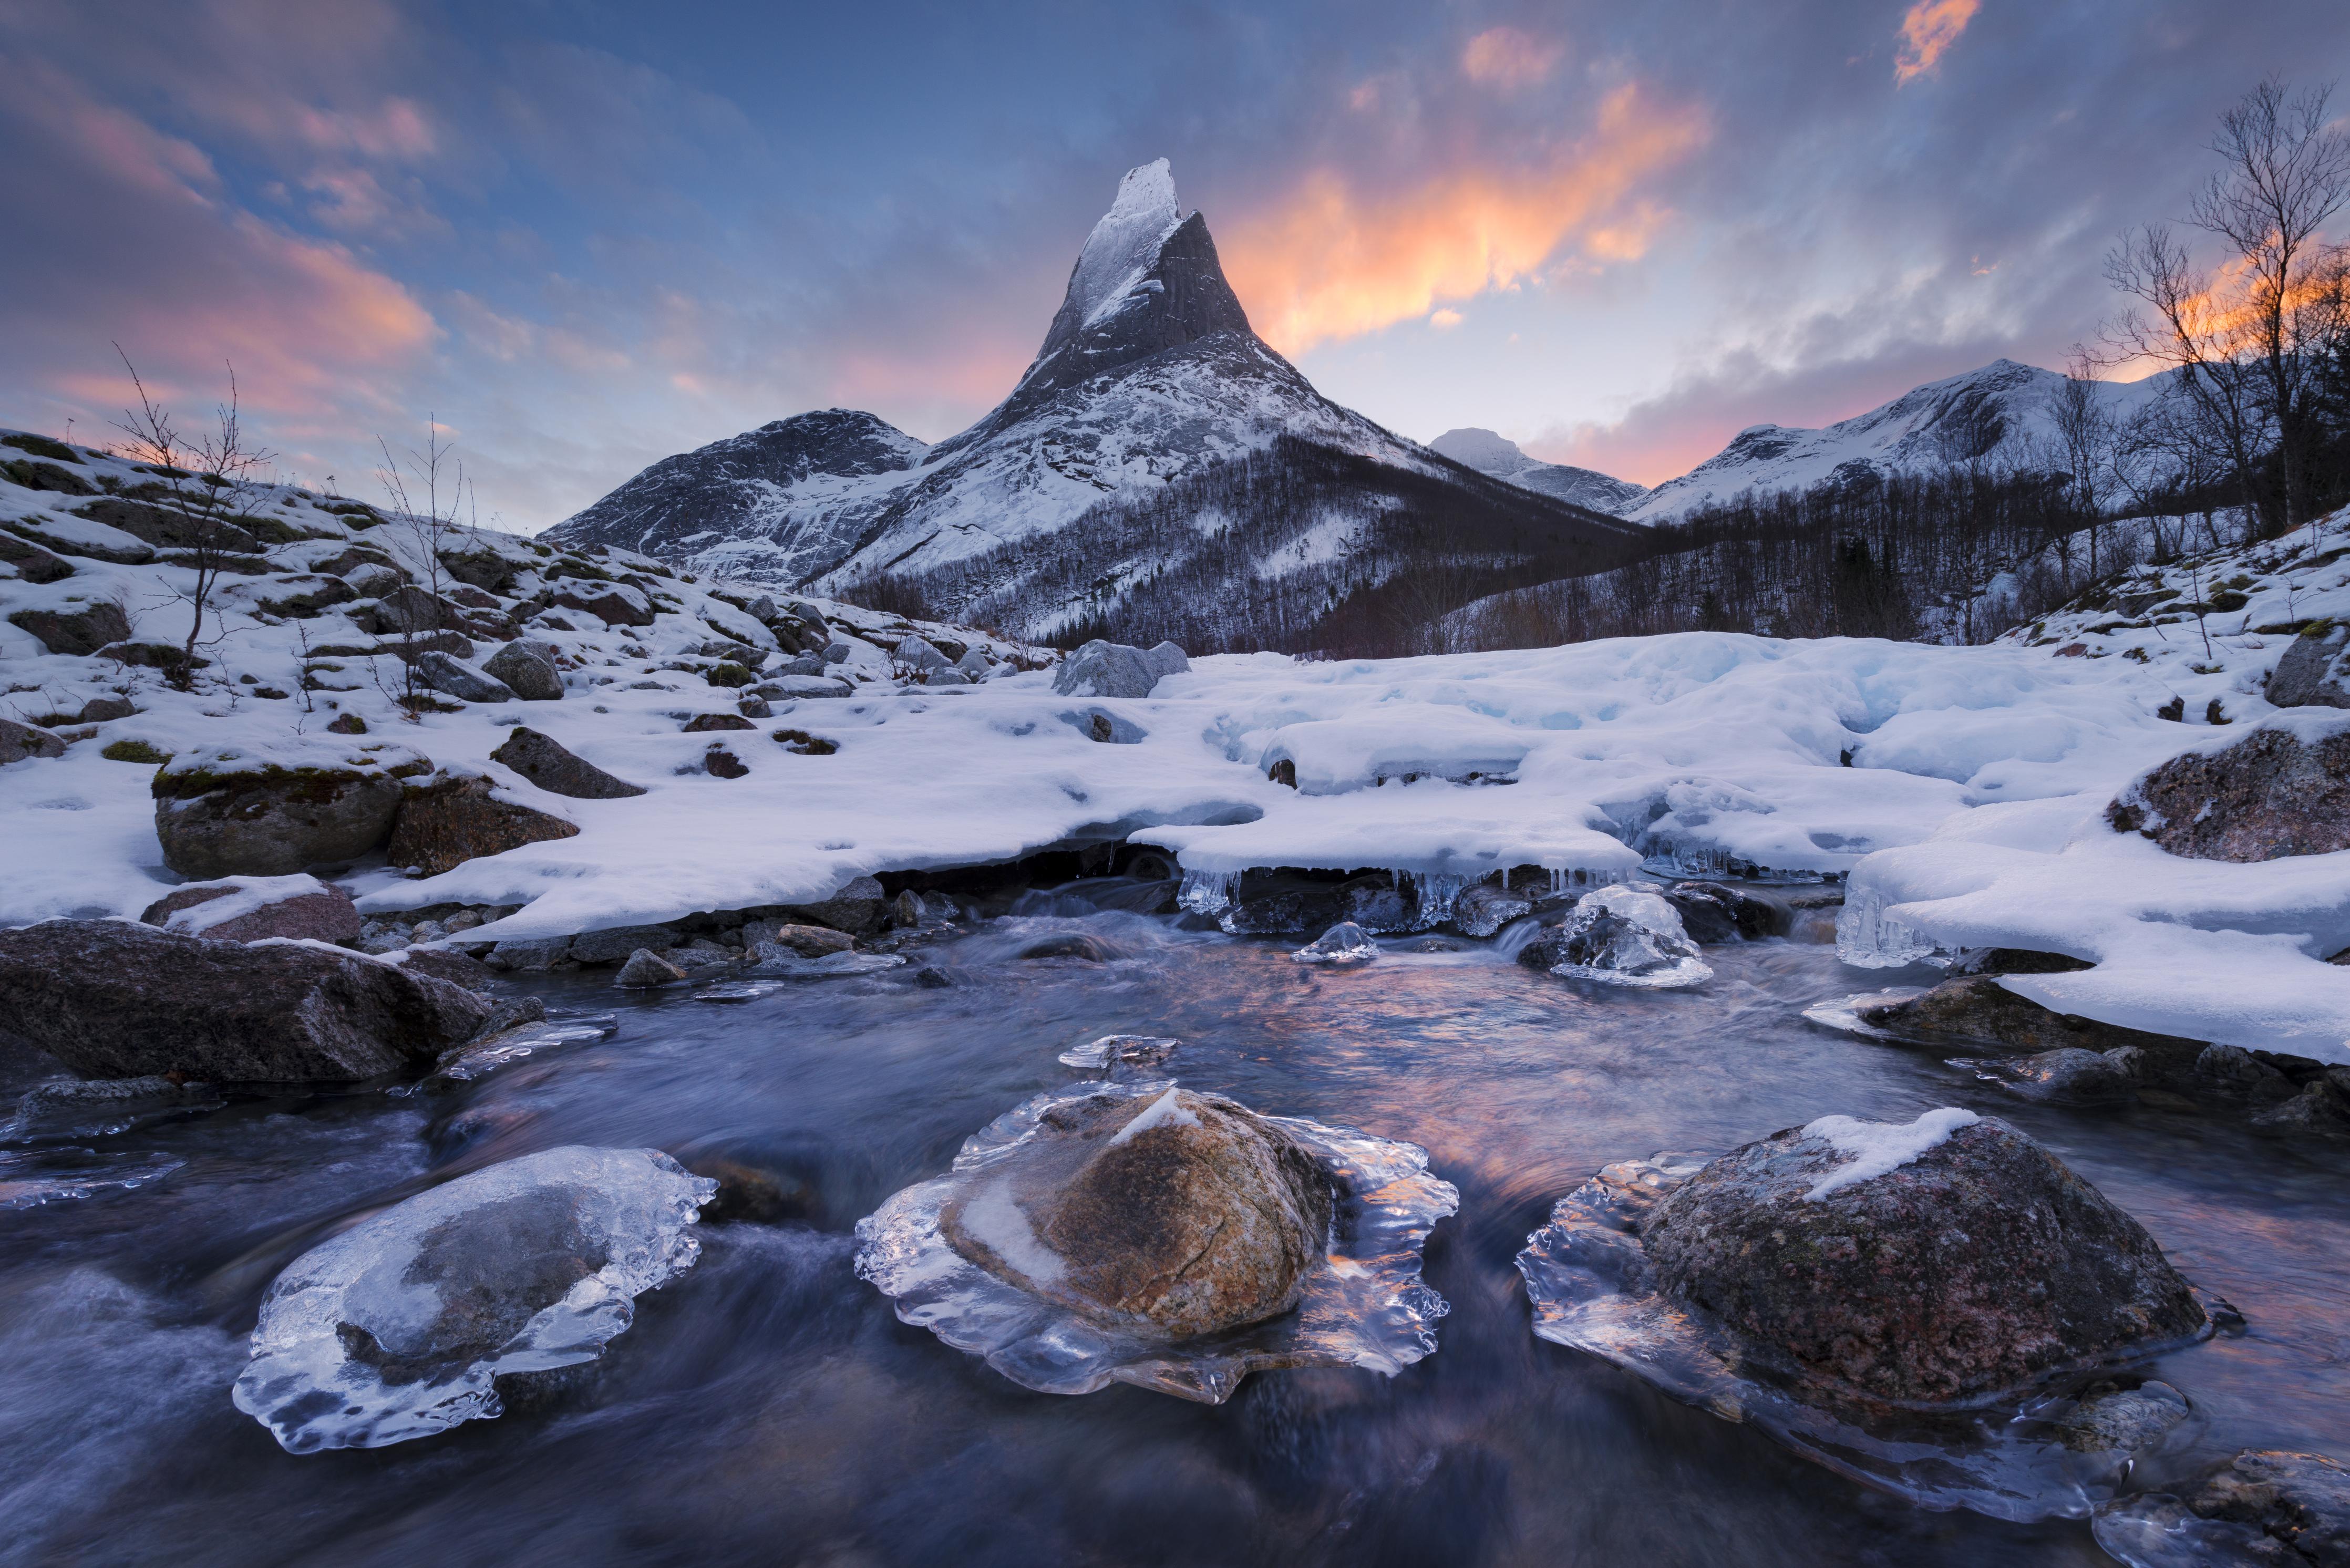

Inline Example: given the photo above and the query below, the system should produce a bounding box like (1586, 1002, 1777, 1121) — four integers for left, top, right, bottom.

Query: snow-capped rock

(1428, 428, 1647, 515)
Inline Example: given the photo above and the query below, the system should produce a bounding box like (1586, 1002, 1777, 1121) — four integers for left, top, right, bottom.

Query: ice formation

(1057, 1034, 1182, 1072)
(853, 1079, 1458, 1404)
(1293, 922, 1379, 964)
(1541, 885, 1713, 988)
(231, 1146, 714, 1452)
(1800, 1108, 1981, 1200)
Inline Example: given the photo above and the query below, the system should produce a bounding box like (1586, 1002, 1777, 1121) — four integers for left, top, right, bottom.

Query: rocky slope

(551, 161, 1636, 645)
(1428, 428, 1647, 515)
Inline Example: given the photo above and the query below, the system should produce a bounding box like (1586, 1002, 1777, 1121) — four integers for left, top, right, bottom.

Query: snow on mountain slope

(1626, 360, 2175, 524)
(1428, 428, 1648, 515)
(549, 162, 1518, 615)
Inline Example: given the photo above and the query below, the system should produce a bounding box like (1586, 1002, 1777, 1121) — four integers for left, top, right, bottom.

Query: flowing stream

(4, 905, 2348, 1566)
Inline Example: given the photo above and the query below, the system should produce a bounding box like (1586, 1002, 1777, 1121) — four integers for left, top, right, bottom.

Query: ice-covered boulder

(488, 726, 646, 799)
(482, 639, 563, 702)
(1639, 1111, 2207, 1406)
(0, 919, 492, 1081)
(2265, 622, 2350, 709)
(1294, 922, 1378, 964)
(231, 1146, 715, 1452)
(1961, 1045, 2142, 1105)
(1053, 638, 1180, 699)
(139, 874, 360, 944)
(2108, 718, 2350, 861)
(737, 921, 854, 957)
(1450, 880, 1533, 938)
(1517, 885, 1712, 987)
(385, 771, 580, 877)
(940, 1086, 1332, 1338)
(152, 739, 431, 878)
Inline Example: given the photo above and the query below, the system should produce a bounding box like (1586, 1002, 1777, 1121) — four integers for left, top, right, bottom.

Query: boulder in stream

(139, 874, 362, 944)
(0, 919, 493, 1081)
(232, 1146, 714, 1451)
(1517, 885, 1712, 987)
(1294, 922, 1378, 964)
(2095, 1449, 2350, 1566)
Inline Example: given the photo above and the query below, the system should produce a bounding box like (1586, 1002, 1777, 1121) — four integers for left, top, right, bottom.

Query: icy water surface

(5, 909, 2349, 1566)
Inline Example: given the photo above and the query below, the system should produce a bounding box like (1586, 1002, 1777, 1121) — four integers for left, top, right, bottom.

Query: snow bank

(1801, 1108, 1981, 1201)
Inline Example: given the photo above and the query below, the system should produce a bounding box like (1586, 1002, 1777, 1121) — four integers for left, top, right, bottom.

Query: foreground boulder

(2265, 622, 2350, 709)
(1640, 1111, 2206, 1406)
(153, 740, 431, 878)
(488, 726, 646, 799)
(386, 772, 580, 877)
(139, 874, 362, 944)
(2099, 1449, 2350, 1565)
(232, 1146, 714, 1451)
(0, 920, 493, 1080)
(1, 715, 66, 763)
(940, 1086, 1331, 1337)
(2108, 719, 2350, 861)
(1518, 885, 1711, 986)
(1857, 977, 2204, 1078)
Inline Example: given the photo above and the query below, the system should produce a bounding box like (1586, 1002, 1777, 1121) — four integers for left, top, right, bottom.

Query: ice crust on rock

(1294, 922, 1379, 964)
(1534, 885, 1713, 988)
(1800, 1108, 1980, 1200)
(232, 1146, 714, 1452)
(853, 1079, 1457, 1404)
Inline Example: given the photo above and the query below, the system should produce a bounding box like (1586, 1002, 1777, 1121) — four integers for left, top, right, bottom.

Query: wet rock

(1965, 1045, 2142, 1105)
(2250, 1069, 2350, 1140)
(1947, 947, 2097, 976)
(2265, 622, 2350, 709)
(485, 935, 572, 972)
(568, 925, 681, 966)
(691, 1158, 813, 1225)
(1294, 923, 1378, 964)
(1450, 881, 1533, 938)
(738, 921, 854, 957)
(153, 740, 430, 878)
(1, 715, 67, 763)
(1054, 639, 1175, 700)
(1640, 1112, 2207, 1406)
(140, 876, 362, 944)
(890, 890, 925, 927)
(413, 649, 516, 704)
(0, 919, 493, 1081)
(8, 1074, 220, 1141)
(2100, 1449, 2350, 1566)
(551, 580, 654, 627)
(489, 726, 646, 799)
(615, 948, 688, 988)
(2055, 1379, 2190, 1453)
(1662, 882, 1793, 943)
(232, 1146, 713, 1451)
(775, 873, 888, 936)
(400, 947, 503, 991)
(1214, 870, 1347, 934)
(1018, 933, 1120, 961)
(8, 599, 131, 655)
(912, 964, 954, 988)
(1858, 978, 2205, 1079)
(2108, 720, 2350, 861)
(483, 639, 563, 701)
(385, 772, 580, 877)
(939, 1086, 1333, 1337)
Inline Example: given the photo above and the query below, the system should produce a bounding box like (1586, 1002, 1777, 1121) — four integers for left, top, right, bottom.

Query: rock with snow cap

(482, 639, 564, 702)
(2265, 622, 2350, 710)
(1637, 1111, 2207, 1406)
(1054, 639, 1167, 700)
(152, 739, 432, 878)
(2108, 718, 2350, 862)
(385, 771, 580, 878)
(140, 874, 361, 944)
(413, 649, 516, 705)
(488, 726, 646, 799)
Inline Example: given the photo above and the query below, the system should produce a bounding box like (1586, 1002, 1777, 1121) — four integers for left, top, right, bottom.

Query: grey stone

(2109, 719, 2350, 861)
(483, 640, 563, 702)
(153, 747, 429, 878)
(550, 581, 654, 627)
(0, 716, 66, 764)
(341, 561, 404, 597)
(1662, 882, 1794, 942)
(414, 650, 516, 704)
(1143, 641, 1190, 680)
(489, 726, 646, 799)
(738, 922, 855, 957)
(775, 873, 888, 936)
(8, 599, 131, 656)
(615, 948, 687, 988)
(568, 924, 682, 966)
(1966, 1045, 2142, 1105)
(894, 634, 951, 672)
(2056, 1380, 2189, 1452)
(925, 667, 971, 686)
(756, 674, 852, 700)
(2265, 622, 2350, 709)
(1053, 638, 1166, 699)
(384, 772, 580, 876)
(0, 919, 493, 1081)
(485, 936, 571, 972)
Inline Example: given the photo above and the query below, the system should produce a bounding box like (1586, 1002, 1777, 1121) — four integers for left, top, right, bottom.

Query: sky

(2, 1, 2346, 532)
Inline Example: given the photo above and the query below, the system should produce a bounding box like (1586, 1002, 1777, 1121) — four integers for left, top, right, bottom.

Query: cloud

(1461, 27, 1564, 93)
(1221, 83, 1708, 356)
(1428, 308, 1464, 329)
(1894, 0, 1981, 85)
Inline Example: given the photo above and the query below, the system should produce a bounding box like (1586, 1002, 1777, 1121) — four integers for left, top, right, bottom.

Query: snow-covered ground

(6, 432, 2348, 1062)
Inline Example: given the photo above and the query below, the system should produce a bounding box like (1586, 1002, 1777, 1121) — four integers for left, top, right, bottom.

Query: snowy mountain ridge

(1626, 359, 2176, 523)
(1427, 428, 1649, 516)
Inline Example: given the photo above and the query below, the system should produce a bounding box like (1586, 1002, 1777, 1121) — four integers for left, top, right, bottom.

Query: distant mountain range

(1426, 429, 1648, 515)
(550, 161, 1633, 649)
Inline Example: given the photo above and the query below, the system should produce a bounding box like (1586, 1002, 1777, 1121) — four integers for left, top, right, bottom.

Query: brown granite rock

(386, 773, 580, 878)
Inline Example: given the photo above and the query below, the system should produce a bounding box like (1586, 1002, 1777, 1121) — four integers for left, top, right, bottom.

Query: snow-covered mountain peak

(1055, 158, 1186, 340)
(1427, 428, 1528, 471)
(1428, 427, 1648, 517)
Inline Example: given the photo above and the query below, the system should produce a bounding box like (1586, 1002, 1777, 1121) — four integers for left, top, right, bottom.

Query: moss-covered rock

(152, 741, 432, 878)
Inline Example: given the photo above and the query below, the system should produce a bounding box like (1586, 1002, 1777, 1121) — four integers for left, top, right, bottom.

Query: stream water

(4, 903, 2347, 1566)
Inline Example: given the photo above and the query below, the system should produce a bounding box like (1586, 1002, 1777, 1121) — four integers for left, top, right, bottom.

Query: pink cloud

(1461, 27, 1565, 93)
(1894, 0, 1980, 85)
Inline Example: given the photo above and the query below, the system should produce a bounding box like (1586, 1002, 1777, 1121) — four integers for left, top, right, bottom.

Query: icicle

(1176, 868, 1238, 915)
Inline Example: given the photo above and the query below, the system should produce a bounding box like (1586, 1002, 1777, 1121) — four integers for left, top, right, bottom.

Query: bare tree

(2191, 78, 2350, 531)
(374, 418, 472, 713)
(2050, 346, 2117, 574)
(110, 350, 272, 689)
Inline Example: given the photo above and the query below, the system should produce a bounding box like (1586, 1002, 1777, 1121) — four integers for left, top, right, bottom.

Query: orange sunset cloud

(1893, 0, 1980, 85)
(1221, 83, 1708, 357)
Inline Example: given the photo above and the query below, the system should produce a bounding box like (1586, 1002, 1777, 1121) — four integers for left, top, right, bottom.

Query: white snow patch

(956, 1176, 1067, 1283)
(1108, 1085, 1201, 1147)
(1800, 1108, 1981, 1201)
